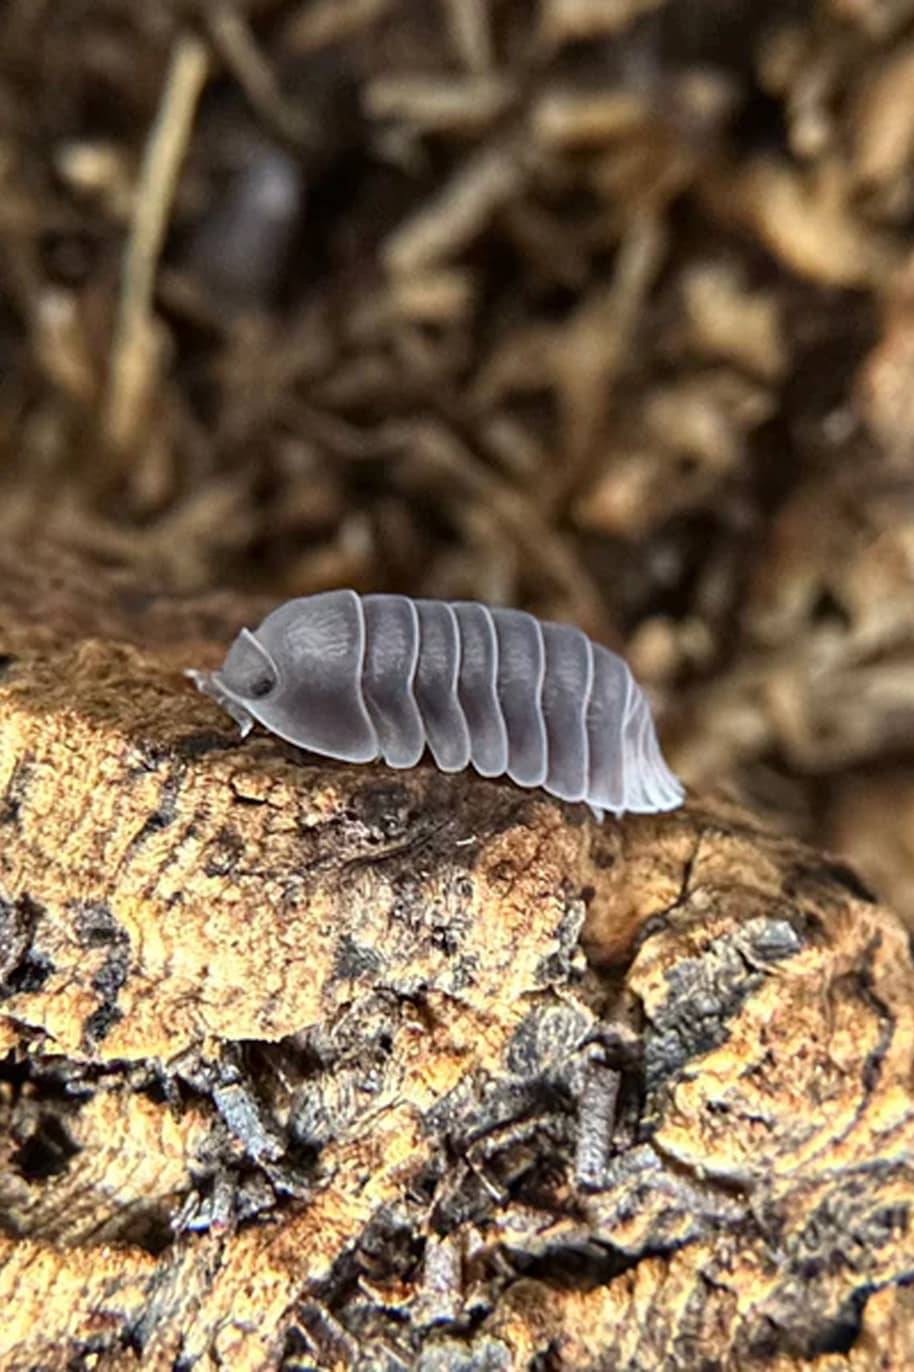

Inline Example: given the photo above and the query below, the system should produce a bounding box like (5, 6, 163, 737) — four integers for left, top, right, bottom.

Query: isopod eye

(219, 627, 279, 701)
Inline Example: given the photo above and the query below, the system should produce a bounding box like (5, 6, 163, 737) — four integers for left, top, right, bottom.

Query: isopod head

(190, 590, 378, 763)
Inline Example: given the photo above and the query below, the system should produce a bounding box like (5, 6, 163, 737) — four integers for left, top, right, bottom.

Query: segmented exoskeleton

(189, 590, 684, 818)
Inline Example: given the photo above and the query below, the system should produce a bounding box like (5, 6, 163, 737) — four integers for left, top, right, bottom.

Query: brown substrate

(0, 548, 912, 1369)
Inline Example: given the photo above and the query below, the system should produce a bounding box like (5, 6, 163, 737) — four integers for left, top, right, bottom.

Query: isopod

(188, 591, 684, 818)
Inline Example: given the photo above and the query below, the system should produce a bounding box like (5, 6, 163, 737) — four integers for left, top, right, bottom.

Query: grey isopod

(188, 590, 684, 819)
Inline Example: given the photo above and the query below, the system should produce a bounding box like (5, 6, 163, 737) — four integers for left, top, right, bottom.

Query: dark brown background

(1, 0, 912, 916)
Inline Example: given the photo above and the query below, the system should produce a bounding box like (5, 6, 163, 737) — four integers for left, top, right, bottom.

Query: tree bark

(1, 547, 912, 1371)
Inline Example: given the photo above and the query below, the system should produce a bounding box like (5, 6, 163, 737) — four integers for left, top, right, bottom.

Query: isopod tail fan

(622, 686, 684, 814)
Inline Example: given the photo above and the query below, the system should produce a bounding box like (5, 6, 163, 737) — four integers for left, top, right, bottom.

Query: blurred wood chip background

(1, 0, 913, 1367)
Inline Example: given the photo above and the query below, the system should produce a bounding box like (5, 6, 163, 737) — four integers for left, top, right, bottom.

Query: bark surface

(1, 548, 912, 1371)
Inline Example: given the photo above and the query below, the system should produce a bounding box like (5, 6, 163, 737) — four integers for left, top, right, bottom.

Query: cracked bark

(0, 546, 913, 1371)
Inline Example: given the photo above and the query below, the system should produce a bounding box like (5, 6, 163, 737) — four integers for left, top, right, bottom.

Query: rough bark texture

(1, 547, 913, 1372)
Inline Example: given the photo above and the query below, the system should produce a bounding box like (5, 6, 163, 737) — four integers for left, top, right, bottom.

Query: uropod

(188, 590, 684, 819)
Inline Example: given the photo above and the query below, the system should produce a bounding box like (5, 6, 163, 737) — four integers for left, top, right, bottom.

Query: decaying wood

(1, 547, 913, 1372)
